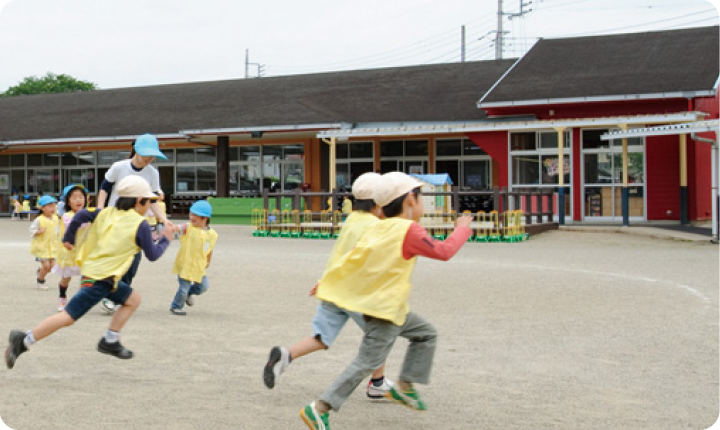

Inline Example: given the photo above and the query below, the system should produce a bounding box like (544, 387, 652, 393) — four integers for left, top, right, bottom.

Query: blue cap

(37, 195, 58, 207)
(190, 200, 212, 217)
(23, 194, 30, 199)
(62, 183, 85, 199)
(134, 134, 167, 160)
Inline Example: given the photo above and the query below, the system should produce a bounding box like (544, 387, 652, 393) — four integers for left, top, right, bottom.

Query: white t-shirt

(104, 159, 162, 207)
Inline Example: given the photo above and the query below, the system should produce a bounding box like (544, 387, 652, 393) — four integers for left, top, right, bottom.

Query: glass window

(98, 151, 128, 165)
(28, 169, 60, 194)
(239, 146, 260, 161)
(405, 140, 428, 156)
(583, 129, 611, 149)
(64, 168, 97, 193)
(176, 148, 195, 163)
(176, 166, 195, 192)
(43, 154, 60, 166)
(436, 139, 462, 157)
(512, 156, 540, 185)
(283, 144, 304, 160)
(463, 140, 487, 156)
(541, 155, 570, 185)
(196, 147, 216, 163)
(283, 163, 304, 190)
(156, 149, 174, 164)
(613, 153, 644, 184)
(464, 160, 490, 190)
(11, 170, 25, 194)
(349, 162, 374, 184)
(511, 133, 535, 151)
(584, 153, 613, 184)
(336, 163, 350, 189)
(233, 164, 261, 193)
(263, 145, 282, 159)
(0, 155, 8, 167)
(350, 142, 373, 158)
(336, 143, 349, 159)
(27, 154, 42, 167)
(380, 141, 403, 157)
(436, 160, 459, 185)
(197, 166, 216, 191)
(10, 154, 24, 167)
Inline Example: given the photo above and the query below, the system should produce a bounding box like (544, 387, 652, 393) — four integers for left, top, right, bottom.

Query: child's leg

(108, 290, 141, 333)
(170, 277, 192, 310)
(38, 260, 53, 281)
(396, 311, 437, 388)
(290, 336, 327, 360)
(188, 276, 210, 297)
(30, 311, 76, 341)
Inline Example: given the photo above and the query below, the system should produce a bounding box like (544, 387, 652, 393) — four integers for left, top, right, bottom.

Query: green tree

(1, 72, 98, 97)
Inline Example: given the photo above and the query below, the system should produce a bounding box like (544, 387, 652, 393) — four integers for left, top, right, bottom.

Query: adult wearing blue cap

(96, 134, 174, 312)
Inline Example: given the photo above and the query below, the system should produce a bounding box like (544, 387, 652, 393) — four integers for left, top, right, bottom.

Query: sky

(0, 0, 717, 92)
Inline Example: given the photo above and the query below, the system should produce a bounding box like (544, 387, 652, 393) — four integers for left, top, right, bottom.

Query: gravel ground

(0, 220, 717, 430)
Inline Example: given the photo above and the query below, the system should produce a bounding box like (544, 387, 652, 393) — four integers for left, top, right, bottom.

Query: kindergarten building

(0, 26, 717, 225)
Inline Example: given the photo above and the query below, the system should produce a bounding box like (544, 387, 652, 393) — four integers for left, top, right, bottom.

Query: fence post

(493, 187, 500, 211)
(293, 188, 301, 211)
(524, 192, 532, 225)
(535, 191, 542, 224)
(263, 188, 269, 211)
(501, 187, 508, 213)
(452, 186, 460, 214)
(547, 189, 554, 223)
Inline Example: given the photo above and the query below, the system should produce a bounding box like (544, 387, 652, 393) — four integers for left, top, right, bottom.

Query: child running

(300, 172, 474, 429)
(5, 176, 175, 369)
(51, 184, 89, 312)
(169, 200, 218, 316)
(264, 172, 394, 399)
(29, 195, 59, 290)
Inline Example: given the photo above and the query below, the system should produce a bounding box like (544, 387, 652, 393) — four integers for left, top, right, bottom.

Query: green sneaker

(386, 385, 427, 411)
(300, 401, 330, 430)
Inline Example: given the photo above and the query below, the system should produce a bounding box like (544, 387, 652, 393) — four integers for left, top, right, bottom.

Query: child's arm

(29, 218, 41, 237)
(63, 208, 100, 248)
(135, 220, 174, 261)
(206, 251, 213, 268)
(402, 214, 473, 261)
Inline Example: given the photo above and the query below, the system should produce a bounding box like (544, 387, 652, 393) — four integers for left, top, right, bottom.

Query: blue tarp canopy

(410, 173, 453, 186)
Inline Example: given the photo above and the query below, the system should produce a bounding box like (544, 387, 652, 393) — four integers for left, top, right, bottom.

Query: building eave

(478, 90, 717, 109)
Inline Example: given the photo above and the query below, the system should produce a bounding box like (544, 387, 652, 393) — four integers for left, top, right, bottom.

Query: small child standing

(11, 195, 21, 220)
(5, 176, 175, 369)
(300, 172, 474, 429)
(51, 184, 89, 312)
(29, 196, 59, 290)
(169, 200, 218, 316)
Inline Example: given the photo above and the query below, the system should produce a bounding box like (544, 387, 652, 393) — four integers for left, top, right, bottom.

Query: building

(1, 26, 717, 225)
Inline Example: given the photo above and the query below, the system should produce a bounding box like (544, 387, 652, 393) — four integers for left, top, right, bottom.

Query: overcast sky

(0, 0, 717, 92)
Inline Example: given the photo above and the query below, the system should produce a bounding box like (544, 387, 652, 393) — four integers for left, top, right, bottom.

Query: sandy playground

(0, 220, 718, 429)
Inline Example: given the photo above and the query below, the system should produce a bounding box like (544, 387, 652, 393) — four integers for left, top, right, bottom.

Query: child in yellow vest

(5, 176, 176, 369)
(11, 196, 21, 220)
(300, 172, 474, 430)
(29, 196, 60, 290)
(265, 173, 393, 398)
(21, 196, 31, 213)
(169, 200, 218, 315)
(145, 194, 167, 239)
(51, 184, 89, 312)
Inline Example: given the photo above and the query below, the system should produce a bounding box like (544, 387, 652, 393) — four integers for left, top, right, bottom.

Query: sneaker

(57, 297, 68, 312)
(185, 295, 195, 307)
(300, 401, 330, 430)
(100, 299, 116, 315)
(366, 377, 394, 399)
(37, 279, 48, 290)
(263, 346, 290, 389)
(386, 385, 427, 411)
(5, 330, 28, 369)
(97, 338, 133, 359)
(170, 308, 187, 316)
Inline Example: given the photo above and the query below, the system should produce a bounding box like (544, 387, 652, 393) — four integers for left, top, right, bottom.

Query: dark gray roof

(0, 60, 515, 141)
(480, 26, 719, 106)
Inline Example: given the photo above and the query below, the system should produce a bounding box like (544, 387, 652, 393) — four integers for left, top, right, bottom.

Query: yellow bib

(323, 211, 379, 273)
(317, 218, 417, 326)
(76, 208, 144, 288)
(56, 211, 91, 269)
(173, 224, 218, 284)
(30, 215, 59, 259)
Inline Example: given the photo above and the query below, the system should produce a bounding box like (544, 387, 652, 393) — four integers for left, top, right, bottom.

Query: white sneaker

(100, 299, 117, 315)
(367, 377, 394, 399)
(185, 295, 195, 307)
(37, 281, 48, 290)
(57, 297, 67, 312)
(263, 346, 290, 389)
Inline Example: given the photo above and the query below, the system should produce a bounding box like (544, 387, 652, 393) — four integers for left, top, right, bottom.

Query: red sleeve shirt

(402, 222, 472, 261)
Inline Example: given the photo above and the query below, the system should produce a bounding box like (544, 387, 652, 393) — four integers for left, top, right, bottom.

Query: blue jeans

(170, 276, 209, 310)
(64, 278, 133, 321)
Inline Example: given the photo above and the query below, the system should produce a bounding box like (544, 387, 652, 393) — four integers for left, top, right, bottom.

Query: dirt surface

(0, 220, 718, 429)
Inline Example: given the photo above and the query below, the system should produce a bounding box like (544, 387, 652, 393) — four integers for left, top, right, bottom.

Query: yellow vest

(30, 215, 59, 258)
(317, 218, 417, 326)
(76, 208, 144, 288)
(323, 211, 379, 273)
(173, 224, 218, 284)
(56, 211, 91, 269)
(21, 201, 31, 212)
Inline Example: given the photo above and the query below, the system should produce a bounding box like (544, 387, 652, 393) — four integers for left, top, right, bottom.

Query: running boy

(29, 195, 59, 290)
(264, 172, 392, 398)
(300, 172, 474, 429)
(5, 176, 175, 369)
(169, 200, 218, 316)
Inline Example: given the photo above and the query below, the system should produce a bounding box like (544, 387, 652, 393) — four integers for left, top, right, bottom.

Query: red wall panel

(467, 131, 509, 188)
(646, 135, 680, 220)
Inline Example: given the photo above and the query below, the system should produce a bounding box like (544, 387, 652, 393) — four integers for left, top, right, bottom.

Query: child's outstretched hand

(161, 223, 176, 241)
(63, 242, 74, 250)
(456, 213, 474, 229)
(309, 282, 319, 296)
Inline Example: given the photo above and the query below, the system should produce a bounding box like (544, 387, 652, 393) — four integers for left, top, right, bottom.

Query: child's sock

(104, 329, 120, 344)
(37, 278, 45, 285)
(58, 284, 68, 298)
(23, 331, 36, 349)
(371, 376, 385, 387)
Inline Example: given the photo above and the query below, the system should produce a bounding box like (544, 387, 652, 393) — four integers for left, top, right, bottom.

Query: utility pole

(245, 49, 249, 79)
(244, 49, 265, 78)
(496, 0, 504, 59)
(461, 25, 466, 62)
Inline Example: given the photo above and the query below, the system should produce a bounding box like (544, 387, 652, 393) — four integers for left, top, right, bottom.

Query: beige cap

(116, 176, 158, 199)
(373, 171, 424, 207)
(351, 172, 381, 200)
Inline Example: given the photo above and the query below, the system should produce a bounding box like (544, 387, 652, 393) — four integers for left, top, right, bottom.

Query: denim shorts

(63, 277, 133, 321)
(311, 300, 366, 347)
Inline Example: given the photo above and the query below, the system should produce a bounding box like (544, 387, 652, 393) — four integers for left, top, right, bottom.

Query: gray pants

(320, 311, 437, 411)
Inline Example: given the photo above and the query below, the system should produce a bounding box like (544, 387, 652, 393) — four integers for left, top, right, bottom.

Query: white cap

(351, 172, 381, 200)
(116, 176, 158, 199)
(373, 172, 424, 208)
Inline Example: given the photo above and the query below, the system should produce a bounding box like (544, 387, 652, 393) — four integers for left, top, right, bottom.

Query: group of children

(6, 174, 219, 370)
(9, 167, 473, 429)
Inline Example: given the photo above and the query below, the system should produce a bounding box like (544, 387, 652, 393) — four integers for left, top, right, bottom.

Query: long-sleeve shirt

(64, 208, 169, 261)
(402, 223, 472, 261)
